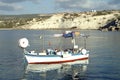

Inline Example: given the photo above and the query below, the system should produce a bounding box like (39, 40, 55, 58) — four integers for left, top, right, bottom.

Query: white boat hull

(25, 53, 89, 64)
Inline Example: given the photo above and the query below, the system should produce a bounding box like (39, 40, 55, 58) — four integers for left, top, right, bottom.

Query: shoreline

(0, 28, 98, 30)
(0, 28, 14, 30)
(0, 28, 119, 31)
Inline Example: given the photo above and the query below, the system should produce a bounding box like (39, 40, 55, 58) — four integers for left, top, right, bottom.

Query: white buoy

(81, 49, 87, 55)
(19, 38, 29, 48)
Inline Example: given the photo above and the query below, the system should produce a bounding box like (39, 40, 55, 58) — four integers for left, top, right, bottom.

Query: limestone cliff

(18, 10, 120, 30)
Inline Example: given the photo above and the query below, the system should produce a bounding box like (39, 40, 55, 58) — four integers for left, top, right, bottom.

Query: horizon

(0, 9, 119, 16)
(0, 0, 120, 15)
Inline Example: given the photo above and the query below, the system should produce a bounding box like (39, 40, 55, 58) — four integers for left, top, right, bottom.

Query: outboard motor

(19, 38, 29, 49)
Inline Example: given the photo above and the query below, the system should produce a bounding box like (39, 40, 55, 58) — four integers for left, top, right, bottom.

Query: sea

(0, 30, 120, 80)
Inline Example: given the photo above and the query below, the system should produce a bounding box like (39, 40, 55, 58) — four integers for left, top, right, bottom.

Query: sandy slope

(19, 11, 118, 30)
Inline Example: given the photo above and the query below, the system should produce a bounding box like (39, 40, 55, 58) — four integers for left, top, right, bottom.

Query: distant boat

(19, 31, 89, 64)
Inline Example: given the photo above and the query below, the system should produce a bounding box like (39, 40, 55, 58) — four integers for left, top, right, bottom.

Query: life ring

(81, 49, 87, 55)
(19, 38, 29, 48)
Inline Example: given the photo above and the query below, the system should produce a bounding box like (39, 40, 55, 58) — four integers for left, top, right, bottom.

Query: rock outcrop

(99, 20, 120, 31)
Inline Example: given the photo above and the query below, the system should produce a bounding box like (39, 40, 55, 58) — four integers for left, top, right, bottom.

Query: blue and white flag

(63, 31, 73, 38)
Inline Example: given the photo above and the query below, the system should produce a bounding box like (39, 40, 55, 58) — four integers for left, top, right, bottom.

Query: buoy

(81, 49, 87, 55)
(19, 38, 29, 48)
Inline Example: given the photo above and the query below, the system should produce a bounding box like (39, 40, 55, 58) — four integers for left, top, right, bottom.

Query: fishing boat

(19, 31, 89, 64)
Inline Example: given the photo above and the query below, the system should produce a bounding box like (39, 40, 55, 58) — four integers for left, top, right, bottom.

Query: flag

(63, 32, 73, 38)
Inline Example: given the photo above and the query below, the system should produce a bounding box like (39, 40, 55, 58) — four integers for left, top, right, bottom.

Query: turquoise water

(0, 30, 120, 80)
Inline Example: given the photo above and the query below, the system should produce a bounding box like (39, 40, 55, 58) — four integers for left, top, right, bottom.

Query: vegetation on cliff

(0, 10, 120, 30)
(0, 14, 51, 28)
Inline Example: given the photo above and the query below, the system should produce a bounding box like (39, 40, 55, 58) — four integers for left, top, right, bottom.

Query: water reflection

(24, 59, 89, 80)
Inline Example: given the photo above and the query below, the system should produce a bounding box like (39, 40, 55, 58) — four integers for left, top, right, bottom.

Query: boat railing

(23, 47, 89, 58)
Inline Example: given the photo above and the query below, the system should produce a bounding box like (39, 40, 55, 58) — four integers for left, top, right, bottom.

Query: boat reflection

(26, 64, 62, 72)
(24, 59, 89, 80)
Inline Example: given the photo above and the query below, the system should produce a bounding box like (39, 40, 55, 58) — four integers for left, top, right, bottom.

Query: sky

(0, 0, 120, 15)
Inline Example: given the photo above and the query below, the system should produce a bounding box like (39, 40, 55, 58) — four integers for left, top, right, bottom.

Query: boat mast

(40, 32, 44, 51)
(72, 33, 78, 49)
(84, 37, 86, 49)
(72, 38, 75, 49)
(81, 34, 89, 49)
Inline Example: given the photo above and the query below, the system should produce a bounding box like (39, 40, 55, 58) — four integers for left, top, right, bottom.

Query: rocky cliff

(18, 10, 120, 30)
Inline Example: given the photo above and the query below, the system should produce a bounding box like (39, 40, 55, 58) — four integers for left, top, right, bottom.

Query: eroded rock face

(99, 20, 120, 31)
(18, 11, 120, 30)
